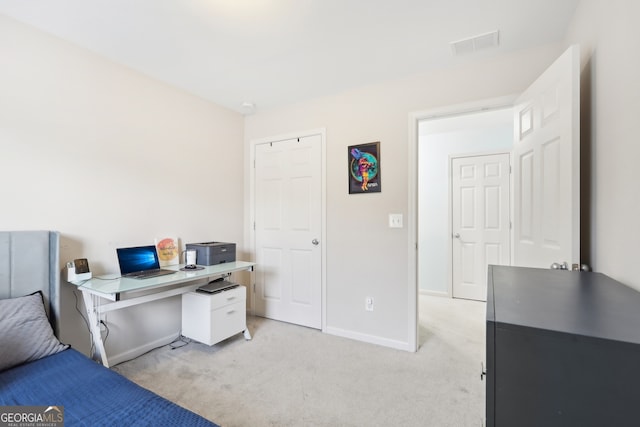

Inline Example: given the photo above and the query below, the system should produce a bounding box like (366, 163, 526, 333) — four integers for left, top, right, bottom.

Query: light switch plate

(389, 213, 403, 228)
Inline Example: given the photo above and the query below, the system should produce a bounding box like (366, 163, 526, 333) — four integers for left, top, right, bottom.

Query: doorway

(410, 46, 581, 350)
(417, 107, 513, 299)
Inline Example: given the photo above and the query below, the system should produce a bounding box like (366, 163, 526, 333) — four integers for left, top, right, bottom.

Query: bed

(0, 231, 218, 426)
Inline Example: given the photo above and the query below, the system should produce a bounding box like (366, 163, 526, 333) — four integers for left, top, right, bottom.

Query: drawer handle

(227, 309, 236, 314)
(226, 296, 236, 301)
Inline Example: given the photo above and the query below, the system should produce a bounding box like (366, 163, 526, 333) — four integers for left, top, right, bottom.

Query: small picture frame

(154, 236, 179, 266)
(348, 142, 381, 194)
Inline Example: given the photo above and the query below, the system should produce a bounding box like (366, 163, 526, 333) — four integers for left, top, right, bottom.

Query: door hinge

(253, 283, 256, 293)
(253, 221, 256, 230)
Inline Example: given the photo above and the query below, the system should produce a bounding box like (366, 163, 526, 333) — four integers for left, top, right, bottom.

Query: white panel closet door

(452, 153, 510, 301)
(512, 45, 580, 268)
(254, 135, 322, 329)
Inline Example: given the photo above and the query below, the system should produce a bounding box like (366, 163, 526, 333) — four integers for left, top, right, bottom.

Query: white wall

(563, 0, 640, 290)
(418, 109, 513, 294)
(0, 15, 245, 361)
(245, 43, 563, 349)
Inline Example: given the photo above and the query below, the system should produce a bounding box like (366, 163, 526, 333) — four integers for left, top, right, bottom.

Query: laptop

(116, 245, 177, 279)
(197, 279, 238, 294)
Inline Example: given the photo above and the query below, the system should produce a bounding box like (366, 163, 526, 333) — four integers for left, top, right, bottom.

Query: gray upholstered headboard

(0, 231, 61, 336)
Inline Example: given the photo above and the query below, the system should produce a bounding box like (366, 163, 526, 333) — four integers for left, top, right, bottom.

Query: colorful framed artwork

(154, 236, 179, 266)
(348, 141, 381, 194)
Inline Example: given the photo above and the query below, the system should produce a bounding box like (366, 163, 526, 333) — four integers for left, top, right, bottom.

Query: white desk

(73, 261, 255, 367)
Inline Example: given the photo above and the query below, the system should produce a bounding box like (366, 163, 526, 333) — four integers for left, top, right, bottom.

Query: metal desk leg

(81, 290, 109, 367)
(243, 328, 252, 340)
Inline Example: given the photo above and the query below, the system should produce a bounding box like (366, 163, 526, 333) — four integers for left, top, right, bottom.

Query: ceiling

(0, 0, 580, 114)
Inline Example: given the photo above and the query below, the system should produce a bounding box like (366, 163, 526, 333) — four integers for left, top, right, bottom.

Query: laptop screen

(117, 245, 161, 275)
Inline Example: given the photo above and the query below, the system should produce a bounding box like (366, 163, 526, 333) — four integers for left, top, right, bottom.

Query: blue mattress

(0, 348, 218, 426)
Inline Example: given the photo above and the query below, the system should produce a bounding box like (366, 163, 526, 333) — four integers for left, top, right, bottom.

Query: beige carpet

(113, 295, 486, 427)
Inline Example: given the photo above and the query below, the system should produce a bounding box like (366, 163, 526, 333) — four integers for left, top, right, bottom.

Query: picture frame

(154, 236, 180, 266)
(348, 141, 381, 194)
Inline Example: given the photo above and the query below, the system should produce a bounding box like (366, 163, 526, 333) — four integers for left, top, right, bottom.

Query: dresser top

(488, 266, 640, 345)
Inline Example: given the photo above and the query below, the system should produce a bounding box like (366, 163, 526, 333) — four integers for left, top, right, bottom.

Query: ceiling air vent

(451, 30, 500, 56)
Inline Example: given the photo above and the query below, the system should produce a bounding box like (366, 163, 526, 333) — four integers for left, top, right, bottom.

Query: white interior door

(512, 45, 580, 268)
(451, 153, 510, 301)
(254, 135, 322, 329)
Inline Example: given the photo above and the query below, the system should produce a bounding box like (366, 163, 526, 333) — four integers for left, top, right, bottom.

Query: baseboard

(324, 326, 414, 352)
(420, 289, 450, 298)
(107, 333, 178, 366)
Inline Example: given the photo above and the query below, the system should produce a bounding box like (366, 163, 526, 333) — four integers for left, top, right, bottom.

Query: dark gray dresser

(486, 265, 640, 427)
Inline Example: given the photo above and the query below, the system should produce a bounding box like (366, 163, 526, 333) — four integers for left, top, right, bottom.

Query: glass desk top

(72, 261, 255, 298)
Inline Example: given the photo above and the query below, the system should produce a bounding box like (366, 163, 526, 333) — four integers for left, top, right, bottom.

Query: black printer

(185, 241, 236, 266)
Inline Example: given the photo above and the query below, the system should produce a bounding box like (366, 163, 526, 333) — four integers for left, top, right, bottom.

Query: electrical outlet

(365, 297, 374, 311)
(388, 213, 403, 228)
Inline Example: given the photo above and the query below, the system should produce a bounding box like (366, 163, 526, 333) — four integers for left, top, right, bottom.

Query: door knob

(550, 262, 569, 270)
(453, 233, 460, 239)
(311, 239, 319, 246)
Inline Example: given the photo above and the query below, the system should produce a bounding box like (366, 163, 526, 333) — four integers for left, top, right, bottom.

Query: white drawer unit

(181, 285, 250, 346)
